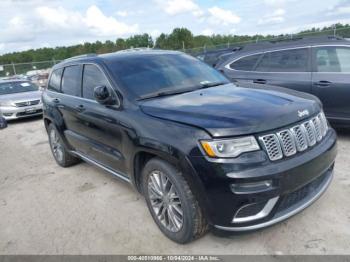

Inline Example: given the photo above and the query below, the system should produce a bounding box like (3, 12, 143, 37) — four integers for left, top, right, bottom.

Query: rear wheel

(142, 158, 208, 243)
(48, 124, 80, 167)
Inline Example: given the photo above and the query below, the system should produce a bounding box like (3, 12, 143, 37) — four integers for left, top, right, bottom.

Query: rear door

(57, 65, 90, 153)
(311, 45, 350, 122)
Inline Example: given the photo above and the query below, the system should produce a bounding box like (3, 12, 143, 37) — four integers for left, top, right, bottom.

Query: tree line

(1, 23, 350, 65)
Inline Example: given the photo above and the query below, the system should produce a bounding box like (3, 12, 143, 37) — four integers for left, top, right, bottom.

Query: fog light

(230, 180, 273, 194)
(3, 113, 13, 117)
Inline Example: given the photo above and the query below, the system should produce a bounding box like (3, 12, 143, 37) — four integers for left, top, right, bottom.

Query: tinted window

(48, 68, 63, 92)
(108, 53, 229, 98)
(229, 54, 261, 71)
(256, 48, 308, 72)
(0, 82, 38, 95)
(315, 46, 350, 72)
(61, 65, 81, 96)
(82, 65, 110, 100)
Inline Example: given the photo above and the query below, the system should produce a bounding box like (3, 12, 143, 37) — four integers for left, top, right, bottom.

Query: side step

(71, 151, 131, 183)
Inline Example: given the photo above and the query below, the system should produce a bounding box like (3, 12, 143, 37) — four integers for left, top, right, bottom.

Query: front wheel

(142, 158, 208, 243)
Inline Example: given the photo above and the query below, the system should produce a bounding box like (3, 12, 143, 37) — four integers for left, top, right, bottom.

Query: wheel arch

(131, 144, 211, 223)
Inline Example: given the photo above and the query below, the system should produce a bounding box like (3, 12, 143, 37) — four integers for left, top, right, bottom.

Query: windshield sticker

(20, 83, 31, 87)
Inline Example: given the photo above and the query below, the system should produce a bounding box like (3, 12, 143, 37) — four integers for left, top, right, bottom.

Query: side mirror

(94, 86, 118, 106)
(0, 116, 7, 129)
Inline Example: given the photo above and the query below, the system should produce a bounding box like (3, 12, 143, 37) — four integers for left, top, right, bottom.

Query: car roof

(232, 35, 350, 55)
(214, 35, 350, 68)
(53, 49, 183, 69)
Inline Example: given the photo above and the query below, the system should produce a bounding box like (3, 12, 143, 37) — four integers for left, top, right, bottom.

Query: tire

(142, 158, 208, 243)
(47, 124, 80, 167)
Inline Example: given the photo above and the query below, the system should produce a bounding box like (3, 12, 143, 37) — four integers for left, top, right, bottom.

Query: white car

(0, 80, 43, 120)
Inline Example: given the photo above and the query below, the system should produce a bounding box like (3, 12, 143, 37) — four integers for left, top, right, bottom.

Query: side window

(256, 48, 309, 72)
(48, 68, 63, 92)
(82, 64, 110, 100)
(314, 46, 350, 72)
(61, 65, 81, 96)
(229, 54, 261, 71)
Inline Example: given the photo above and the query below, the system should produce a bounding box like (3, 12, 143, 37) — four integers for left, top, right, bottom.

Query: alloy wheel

(50, 129, 64, 163)
(148, 170, 184, 232)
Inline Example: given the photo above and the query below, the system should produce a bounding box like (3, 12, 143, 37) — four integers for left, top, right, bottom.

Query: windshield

(108, 53, 229, 98)
(0, 82, 38, 95)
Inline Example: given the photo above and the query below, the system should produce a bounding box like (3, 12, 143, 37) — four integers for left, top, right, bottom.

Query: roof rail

(64, 53, 97, 61)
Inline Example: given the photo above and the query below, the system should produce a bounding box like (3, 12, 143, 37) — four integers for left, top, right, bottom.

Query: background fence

(1, 25, 350, 77)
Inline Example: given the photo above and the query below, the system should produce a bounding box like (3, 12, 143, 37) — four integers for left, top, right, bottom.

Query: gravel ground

(0, 116, 349, 255)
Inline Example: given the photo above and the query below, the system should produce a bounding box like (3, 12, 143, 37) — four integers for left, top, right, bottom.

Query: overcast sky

(0, 0, 349, 54)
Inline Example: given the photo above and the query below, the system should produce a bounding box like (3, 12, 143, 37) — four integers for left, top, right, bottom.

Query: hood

(0, 91, 42, 104)
(140, 83, 321, 137)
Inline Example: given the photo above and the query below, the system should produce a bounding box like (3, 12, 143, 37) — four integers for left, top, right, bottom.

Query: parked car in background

(0, 80, 43, 120)
(216, 36, 350, 127)
(195, 47, 240, 67)
(29, 73, 49, 89)
(42, 50, 336, 243)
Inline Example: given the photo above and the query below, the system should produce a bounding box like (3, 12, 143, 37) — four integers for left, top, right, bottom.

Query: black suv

(42, 50, 337, 243)
(216, 36, 350, 127)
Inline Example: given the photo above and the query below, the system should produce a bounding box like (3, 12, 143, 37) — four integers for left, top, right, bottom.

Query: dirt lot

(0, 117, 349, 255)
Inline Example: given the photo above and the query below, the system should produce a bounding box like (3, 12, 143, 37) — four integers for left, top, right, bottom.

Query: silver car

(0, 80, 43, 120)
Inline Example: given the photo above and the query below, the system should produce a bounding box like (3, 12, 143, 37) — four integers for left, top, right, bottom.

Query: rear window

(61, 65, 81, 97)
(229, 54, 262, 71)
(0, 81, 38, 95)
(256, 48, 309, 72)
(314, 46, 350, 72)
(48, 68, 63, 92)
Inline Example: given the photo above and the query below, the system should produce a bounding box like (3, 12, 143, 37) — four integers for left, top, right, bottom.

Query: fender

(130, 137, 212, 223)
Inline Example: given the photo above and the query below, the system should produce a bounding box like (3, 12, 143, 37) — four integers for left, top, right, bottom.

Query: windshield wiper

(137, 87, 196, 100)
(137, 81, 228, 101)
(199, 81, 228, 89)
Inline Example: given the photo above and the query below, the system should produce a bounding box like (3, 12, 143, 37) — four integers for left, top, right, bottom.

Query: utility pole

(182, 41, 185, 51)
(11, 63, 16, 75)
(333, 24, 337, 36)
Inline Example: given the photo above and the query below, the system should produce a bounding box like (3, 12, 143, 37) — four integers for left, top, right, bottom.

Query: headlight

(200, 136, 260, 158)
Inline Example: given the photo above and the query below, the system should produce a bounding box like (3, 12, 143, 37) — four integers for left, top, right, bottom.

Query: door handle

(75, 104, 85, 112)
(314, 80, 331, 87)
(253, 79, 267, 84)
(53, 98, 60, 103)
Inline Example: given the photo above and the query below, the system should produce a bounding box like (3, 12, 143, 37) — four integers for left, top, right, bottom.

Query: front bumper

(0, 104, 43, 120)
(189, 128, 337, 230)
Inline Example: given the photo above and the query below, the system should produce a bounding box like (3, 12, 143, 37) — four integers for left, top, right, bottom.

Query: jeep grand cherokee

(42, 50, 337, 243)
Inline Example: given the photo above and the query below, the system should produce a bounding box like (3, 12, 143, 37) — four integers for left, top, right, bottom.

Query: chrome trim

(260, 113, 328, 161)
(215, 170, 333, 232)
(276, 130, 297, 157)
(71, 151, 131, 183)
(259, 134, 283, 161)
(233, 197, 279, 223)
(224, 44, 350, 73)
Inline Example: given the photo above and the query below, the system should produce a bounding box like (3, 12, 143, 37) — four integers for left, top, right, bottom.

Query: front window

(0, 81, 38, 95)
(108, 53, 229, 99)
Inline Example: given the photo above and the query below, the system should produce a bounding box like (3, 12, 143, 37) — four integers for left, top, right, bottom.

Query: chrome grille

(259, 134, 283, 161)
(260, 112, 329, 161)
(290, 125, 308, 152)
(15, 100, 40, 107)
(302, 121, 316, 146)
(277, 130, 296, 156)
